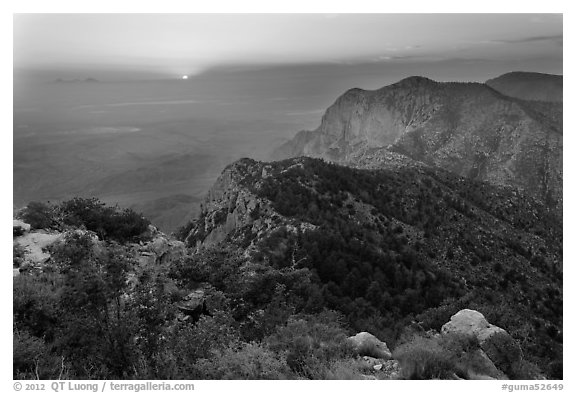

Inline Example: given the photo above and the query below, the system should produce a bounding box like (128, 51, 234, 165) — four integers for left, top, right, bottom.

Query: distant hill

(54, 77, 100, 83)
(486, 72, 562, 102)
(272, 75, 563, 211)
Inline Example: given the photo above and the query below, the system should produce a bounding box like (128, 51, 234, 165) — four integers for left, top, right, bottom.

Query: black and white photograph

(11, 8, 564, 386)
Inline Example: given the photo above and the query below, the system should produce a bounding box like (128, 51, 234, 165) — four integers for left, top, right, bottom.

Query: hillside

(179, 156, 562, 377)
(13, 156, 563, 379)
(486, 72, 563, 102)
(273, 76, 563, 211)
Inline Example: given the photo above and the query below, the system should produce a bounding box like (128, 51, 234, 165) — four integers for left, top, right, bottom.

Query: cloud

(492, 35, 563, 47)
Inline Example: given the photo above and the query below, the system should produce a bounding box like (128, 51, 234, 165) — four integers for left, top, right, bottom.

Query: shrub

(393, 334, 464, 379)
(59, 197, 150, 242)
(306, 358, 369, 380)
(194, 342, 291, 379)
(481, 331, 523, 376)
(508, 359, 543, 380)
(13, 329, 69, 379)
(17, 201, 57, 229)
(49, 231, 95, 272)
(166, 311, 239, 378)
(547, 360, 563, 380)
(13, 243, 27, 267)
(265, 311, 354, 378)
(13, 273, 62, 340)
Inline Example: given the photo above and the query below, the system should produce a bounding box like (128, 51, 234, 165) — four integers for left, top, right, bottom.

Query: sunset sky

(13, 14, 562, 81)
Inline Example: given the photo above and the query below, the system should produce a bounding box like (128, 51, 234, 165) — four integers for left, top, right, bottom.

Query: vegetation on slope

(181, 157, 561, 377)
(14, 153, 562, 379)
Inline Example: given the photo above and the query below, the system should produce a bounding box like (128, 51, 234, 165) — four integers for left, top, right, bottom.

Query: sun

(181, 75, 189, 80)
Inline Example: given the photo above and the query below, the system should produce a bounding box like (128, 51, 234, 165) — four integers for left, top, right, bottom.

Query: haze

(13, 14, 563, 232)
(15, 14, 562, 80)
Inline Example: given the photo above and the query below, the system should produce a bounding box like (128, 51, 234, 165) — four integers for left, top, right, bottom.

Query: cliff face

(273, 76, 563, 210)
(184, 158, 310, 250)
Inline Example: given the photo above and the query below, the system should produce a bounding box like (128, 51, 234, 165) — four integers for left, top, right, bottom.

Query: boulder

(142, 235, 186, 265)
(176, 289, 211, 323)
(348, 332, 392, 360)
(441, 309, 522, 375)
(441, 309, 506, 345)
(13, 219, 31, 236)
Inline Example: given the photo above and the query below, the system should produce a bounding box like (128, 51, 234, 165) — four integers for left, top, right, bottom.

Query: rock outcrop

(135, 225, 186, 266)
(176, 288, 211, 323)
(13, 219, 31, 236)
(348, 332, 392, 360)
(441, 309, 523, 376)
(14, 230, 64, 266)
(441, 309, 507, 344)
(183, 158, 308, 251)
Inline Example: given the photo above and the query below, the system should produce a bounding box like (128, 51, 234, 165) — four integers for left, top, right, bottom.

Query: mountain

(272, 76, 563, 211)
(14, 72, 563, 380)
(486, 72, 563, 102)
(179, 156, 562, 376)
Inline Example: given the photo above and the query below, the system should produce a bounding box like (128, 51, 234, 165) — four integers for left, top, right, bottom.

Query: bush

(13, 273, 62, 340)
(393, 334, 465, 379)
(49, 231, 95, 272)
(265, 311, 354, 378)
(508, 359, 543, 380)
(59, 197, 150, 242)
(194, 342, 291, 379)
(481, 331, 523, 376)
(547, 360, 563, 380)
(17, 201, 57, 230)
(13, 329, 69, 379)
(13, 243, 27, 267)
(329, 359, 372, 379)
(165, 311, 239, 378)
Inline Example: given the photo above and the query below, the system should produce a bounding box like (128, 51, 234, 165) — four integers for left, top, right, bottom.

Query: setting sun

(181, 75, 188, 80)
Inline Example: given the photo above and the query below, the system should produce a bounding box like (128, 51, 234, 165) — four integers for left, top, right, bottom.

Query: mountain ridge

(486, 72, 562, 102)
(178, 155, 562, 376)
(272, 74, 563, 211)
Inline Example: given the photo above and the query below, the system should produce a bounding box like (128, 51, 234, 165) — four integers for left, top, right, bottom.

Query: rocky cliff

(273, 75, 563, 210)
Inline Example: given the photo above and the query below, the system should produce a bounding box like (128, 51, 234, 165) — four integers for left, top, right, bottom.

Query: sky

(13, 13, 563, 81)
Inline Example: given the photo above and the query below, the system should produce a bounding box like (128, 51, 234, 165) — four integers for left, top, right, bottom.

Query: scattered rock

(348, 332, 392, 360)
(378, 360, 401, 379)
(362, 356, 380, 367)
